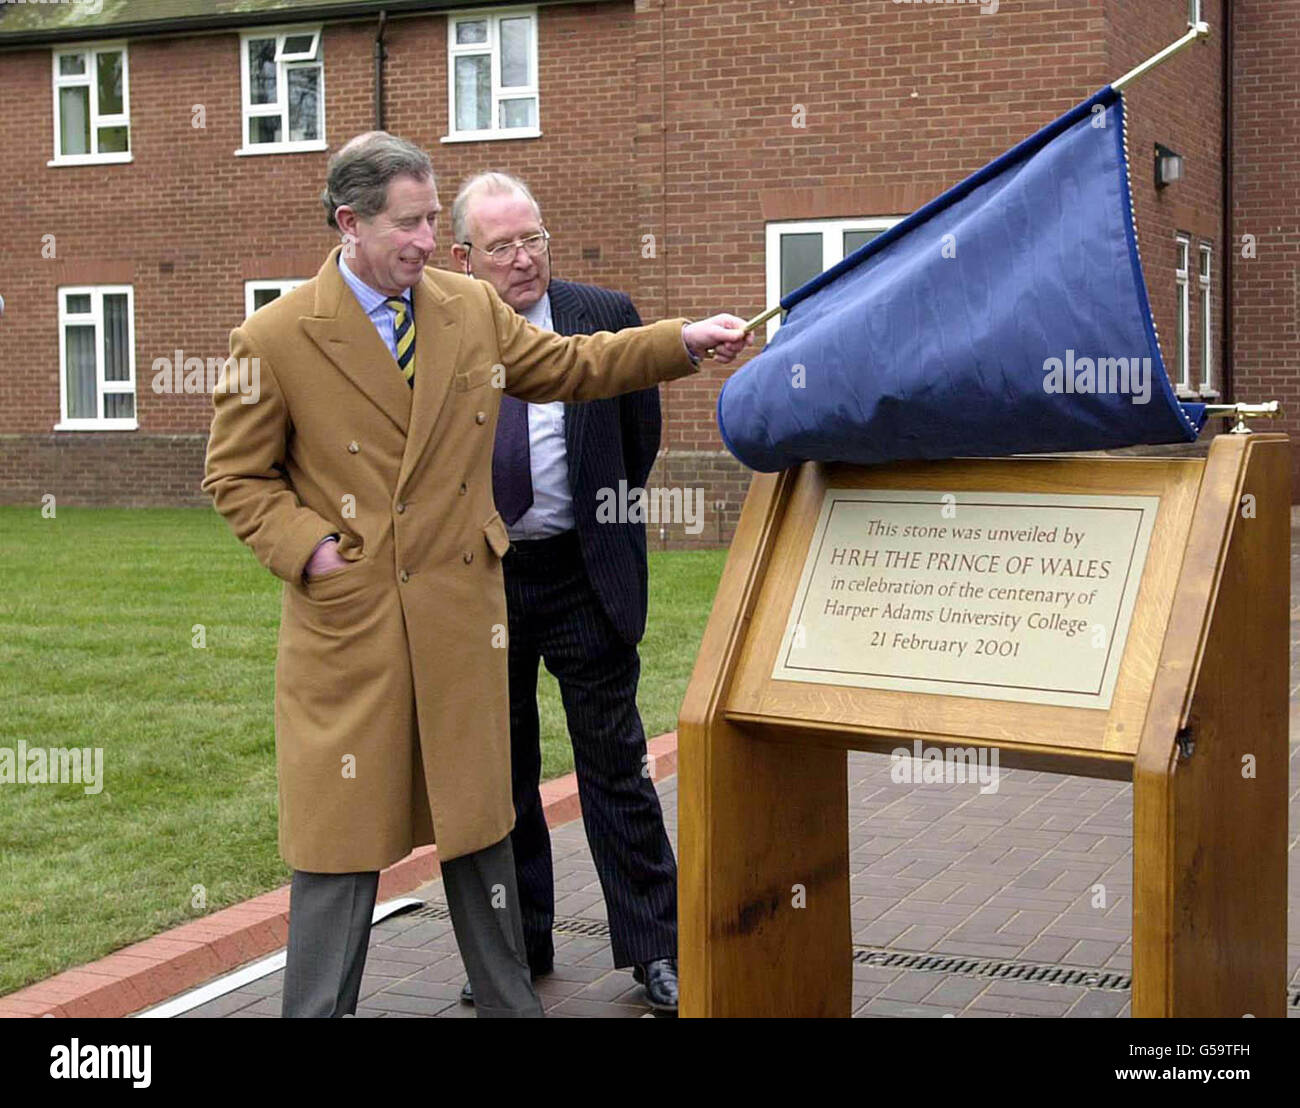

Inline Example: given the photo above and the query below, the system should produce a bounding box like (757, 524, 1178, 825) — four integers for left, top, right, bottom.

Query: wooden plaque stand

(679, 433, 1289, 1017)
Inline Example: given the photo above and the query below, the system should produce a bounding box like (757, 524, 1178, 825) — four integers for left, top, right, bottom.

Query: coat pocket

(301, 556, 369, 601)
(482, 512, 511, 558)
(454, 364, 496, 391)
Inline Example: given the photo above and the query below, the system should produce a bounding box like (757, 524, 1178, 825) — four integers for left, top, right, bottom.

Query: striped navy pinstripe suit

(503, 277, 677, 970)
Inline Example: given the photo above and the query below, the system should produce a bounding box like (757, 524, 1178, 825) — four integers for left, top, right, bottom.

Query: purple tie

(492, 395, 534, 526)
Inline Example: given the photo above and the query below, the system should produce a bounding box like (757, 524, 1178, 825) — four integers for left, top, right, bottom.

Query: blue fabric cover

(717, 87, 1206, 472)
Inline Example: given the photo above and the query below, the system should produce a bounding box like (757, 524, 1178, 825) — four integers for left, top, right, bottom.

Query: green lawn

(0, 507, 725, 996)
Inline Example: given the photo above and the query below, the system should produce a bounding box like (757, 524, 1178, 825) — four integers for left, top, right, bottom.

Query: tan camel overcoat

(203, 247, 696, 871)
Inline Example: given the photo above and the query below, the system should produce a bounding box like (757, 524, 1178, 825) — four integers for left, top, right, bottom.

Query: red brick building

(0, 0, 1293, 544)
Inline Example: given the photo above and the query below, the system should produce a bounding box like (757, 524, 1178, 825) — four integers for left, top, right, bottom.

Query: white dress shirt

(507, 291, 576, 540)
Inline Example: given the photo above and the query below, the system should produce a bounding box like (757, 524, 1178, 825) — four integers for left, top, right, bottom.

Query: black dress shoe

(460, 961, 552, 1005)
(632, 958, 678, 1013)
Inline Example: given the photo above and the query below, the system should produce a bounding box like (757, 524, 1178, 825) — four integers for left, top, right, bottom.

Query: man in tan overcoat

(202, 132, 748, 1018)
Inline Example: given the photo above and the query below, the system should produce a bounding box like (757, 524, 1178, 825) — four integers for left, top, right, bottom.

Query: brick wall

(1231, 0, 1300, 488)
(0, 0, 1282, 534)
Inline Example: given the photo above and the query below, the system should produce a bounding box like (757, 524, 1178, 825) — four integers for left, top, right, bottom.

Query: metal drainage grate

(409, 905, 1300, 1006)
(852, 946, 1130, 991)
(410, 903, 612, 938)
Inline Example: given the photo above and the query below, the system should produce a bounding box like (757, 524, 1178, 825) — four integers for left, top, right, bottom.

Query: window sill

(235, 141, 328, 157)
(439, 129, 542, 144)
(1198, 387, 1221, 400)
(53, 421, 138, 432)
(48, 153, 133, 167)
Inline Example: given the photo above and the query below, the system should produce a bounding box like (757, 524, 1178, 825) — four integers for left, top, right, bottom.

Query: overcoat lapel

(398, 274, 463, 496)
(300, 247, 413, 433)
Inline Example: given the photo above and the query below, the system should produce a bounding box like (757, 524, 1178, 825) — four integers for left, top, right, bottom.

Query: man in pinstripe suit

(450, 172, 678, 1013)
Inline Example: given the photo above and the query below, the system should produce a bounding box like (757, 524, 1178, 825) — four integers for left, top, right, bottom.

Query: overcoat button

(475, 411, 487, 424)
(458, 483, 467, 496)
(395, 502, 406, 514)
(463, 551, 474, 564)
(399, 569, 410, 583)
(347, 441, 360, 453)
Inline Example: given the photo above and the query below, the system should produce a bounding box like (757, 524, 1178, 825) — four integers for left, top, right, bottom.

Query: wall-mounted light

(1155, 144, 1184, 189)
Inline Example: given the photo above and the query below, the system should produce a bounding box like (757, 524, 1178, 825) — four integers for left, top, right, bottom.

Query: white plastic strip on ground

(134, 897, 425, 1018)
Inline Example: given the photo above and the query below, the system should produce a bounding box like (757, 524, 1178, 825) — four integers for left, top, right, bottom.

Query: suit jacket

(547, 278, 661, 645)
(202, 246, 696, 871)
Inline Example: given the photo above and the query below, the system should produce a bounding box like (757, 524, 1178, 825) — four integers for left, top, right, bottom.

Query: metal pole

(1112, 21, 1210, 93)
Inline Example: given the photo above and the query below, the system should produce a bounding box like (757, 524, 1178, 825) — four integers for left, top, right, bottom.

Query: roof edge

(0, 0, 567, 47)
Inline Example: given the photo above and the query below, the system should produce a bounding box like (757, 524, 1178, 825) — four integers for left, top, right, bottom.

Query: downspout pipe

(1220, 0, 1234, 402)
(374, 10, 388, 132)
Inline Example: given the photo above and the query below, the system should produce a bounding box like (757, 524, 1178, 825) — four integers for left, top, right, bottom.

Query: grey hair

(321, 131, 435, 231)
(451, 171, 542, 244)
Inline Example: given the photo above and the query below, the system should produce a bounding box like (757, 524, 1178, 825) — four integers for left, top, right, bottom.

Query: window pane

(1201, 288, 1211, 386)
(98, 125, 129, 153)
(103, 393, 135, 420)
(249, 39, 277, 105)
(456, 20, 488, 45)
(97, 51, 124, 115)
(287, 66, 320, 141)
(500, 98, 536, 130)
(103, 294, 130, 382)
(1176, 240, 1188, 272)
(1175, 292, 1187, 383)
(59, 86, 91, 156)
(780, 233, 822, 299)
(281, 33, 316, 58)
(1199, 248, 1210, 279)
(65, 294, 92, 315)
(500, 17, 532, 87)
(59, 53, 87, 77)
(251, 115, 283, 145)
(254, 288, 282, 312)
(843, 229, 879, 256)
(65, 325, 96, 419)
(455, 55, 491, 131)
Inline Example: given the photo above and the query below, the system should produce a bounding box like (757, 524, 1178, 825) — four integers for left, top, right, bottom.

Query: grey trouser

(282, 835, 544, 1018)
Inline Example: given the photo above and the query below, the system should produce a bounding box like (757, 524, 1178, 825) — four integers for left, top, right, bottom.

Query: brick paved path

(181, 748, 1299, 1019)
(176, 527, 1300, 1019)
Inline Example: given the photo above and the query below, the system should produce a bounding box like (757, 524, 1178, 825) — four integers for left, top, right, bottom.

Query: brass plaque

(772, 489, 1159, 709)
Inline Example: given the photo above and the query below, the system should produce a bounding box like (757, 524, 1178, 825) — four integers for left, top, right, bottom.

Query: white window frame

(442, 7, 541, 144)
(765, 217, 903, 340)
(237, 25, 326, 156)
(49, 42, 131, 166)
(1174, 233, 1191, 394)
(55, 285, 137, 431)
(245, 279, 308, 319)
(1198, 243, 1215, 395)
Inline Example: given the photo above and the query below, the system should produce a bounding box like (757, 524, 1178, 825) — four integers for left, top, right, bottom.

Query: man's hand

(304, 535, 348, 581)
(682, 314, 753, 364)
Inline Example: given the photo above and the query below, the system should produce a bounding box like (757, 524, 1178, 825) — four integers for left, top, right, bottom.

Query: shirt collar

(337, 251, 413, 314)
(522, 290, 552, 331)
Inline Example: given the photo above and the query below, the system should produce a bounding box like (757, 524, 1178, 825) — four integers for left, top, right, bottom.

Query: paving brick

(548, 997, 648, 1018)
(1065, 990, 1130, 1018)
(879, 972, 944, 1003)
(377, 977, 467, 1003)
(360, 990, 459, 1017)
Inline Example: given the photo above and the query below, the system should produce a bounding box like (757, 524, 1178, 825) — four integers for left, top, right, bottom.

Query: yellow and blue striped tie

(385, 296, 416, 387)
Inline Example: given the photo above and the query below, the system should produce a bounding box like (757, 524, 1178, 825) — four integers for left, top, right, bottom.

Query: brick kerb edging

(0, 732, 679, 1018)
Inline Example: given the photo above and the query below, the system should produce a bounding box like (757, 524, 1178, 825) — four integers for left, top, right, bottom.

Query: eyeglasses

(465, 229, 550, 267)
